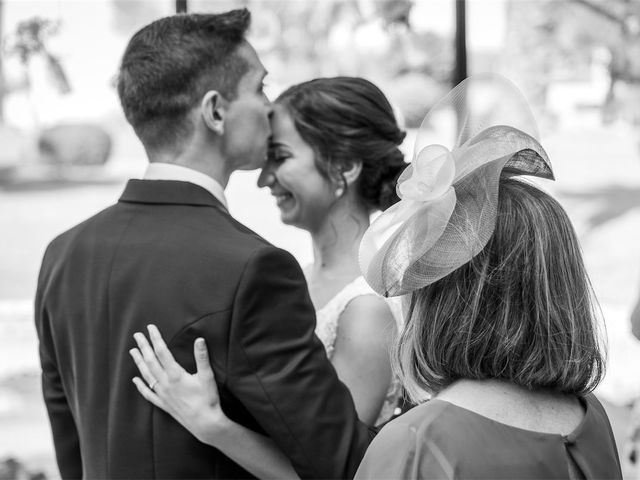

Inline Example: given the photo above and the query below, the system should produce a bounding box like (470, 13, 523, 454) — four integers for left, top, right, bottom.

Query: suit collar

(119, 179, 228, 212)
(143, 163, 228, 210)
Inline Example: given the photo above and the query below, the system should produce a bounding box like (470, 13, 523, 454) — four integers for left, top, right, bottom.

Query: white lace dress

(314, 276, 403, 426)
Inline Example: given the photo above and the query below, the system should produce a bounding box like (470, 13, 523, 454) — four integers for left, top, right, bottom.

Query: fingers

(132, 376, 165, 409)
(147, 325, 184, 379)
(133, 331, 167, 384)
(129, 348, 158, 388)
(193, 338, 215, 381)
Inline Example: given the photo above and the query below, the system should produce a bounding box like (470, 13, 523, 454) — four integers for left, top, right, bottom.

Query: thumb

(193, 338, 215, 380)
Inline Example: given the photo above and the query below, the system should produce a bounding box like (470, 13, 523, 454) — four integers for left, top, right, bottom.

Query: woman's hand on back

(129, 324, 300, 479)
(129, 324, 230, 446)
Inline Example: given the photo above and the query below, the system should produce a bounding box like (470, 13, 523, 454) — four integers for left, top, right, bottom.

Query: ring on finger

(149, 379, 159, 390)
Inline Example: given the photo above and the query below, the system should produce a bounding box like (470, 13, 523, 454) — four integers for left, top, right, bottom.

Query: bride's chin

(280, 210, 305, 229)
(279, 211, 294, 226)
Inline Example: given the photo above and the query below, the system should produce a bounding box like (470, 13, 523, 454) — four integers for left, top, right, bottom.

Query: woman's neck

(309, 200, 370, 279)
(433, 378, 583, 435)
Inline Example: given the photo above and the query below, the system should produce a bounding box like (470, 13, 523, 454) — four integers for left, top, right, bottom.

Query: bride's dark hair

(275, 77, 406, 211)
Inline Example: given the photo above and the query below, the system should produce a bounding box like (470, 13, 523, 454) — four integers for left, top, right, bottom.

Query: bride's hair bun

(373, 149, 406, 211)
(277, 77, 406, 212)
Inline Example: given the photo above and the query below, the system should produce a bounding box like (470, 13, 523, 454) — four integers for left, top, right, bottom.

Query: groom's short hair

(117, 9, 251, 153)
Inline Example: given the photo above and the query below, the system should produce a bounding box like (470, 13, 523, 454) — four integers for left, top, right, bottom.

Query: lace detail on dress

(315, 276, 404, 426)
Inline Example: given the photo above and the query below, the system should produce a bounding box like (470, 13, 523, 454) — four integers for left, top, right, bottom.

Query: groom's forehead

(238, 42, 266, 72)
(237, 65, 266, 90)
(216, 42, 267, 97)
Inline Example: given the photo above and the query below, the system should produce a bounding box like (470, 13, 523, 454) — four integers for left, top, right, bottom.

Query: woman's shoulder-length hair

(396, 178, 606, 401)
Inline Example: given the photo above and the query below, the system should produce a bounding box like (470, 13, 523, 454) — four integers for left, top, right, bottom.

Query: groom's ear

(201, 90, 226, 135)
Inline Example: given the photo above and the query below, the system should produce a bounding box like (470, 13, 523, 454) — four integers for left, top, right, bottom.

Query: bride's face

(257, 105, 335, 231)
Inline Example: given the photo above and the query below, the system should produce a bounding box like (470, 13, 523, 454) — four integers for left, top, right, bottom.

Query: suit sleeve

(227, 246, 373, 479)
(34, 245, 83, 479)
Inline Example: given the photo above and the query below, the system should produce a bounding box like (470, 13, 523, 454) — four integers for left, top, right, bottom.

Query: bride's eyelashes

(267, 149, 287, 165)
(271, 148, 291, 164)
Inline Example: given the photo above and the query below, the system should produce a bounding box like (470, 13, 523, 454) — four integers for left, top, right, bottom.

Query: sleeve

(34, 244, 83, 479)
(354, 421, 454, 480)
(227, 246, 373, 479)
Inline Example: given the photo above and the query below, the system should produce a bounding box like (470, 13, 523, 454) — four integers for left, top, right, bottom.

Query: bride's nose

(257, 163, 275, 188)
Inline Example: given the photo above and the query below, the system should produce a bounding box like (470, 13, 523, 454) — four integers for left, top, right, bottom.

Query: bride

(130, 76, 406, 477)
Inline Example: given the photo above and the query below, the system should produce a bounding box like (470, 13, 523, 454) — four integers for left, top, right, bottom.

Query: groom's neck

(148, 148, 231, 189)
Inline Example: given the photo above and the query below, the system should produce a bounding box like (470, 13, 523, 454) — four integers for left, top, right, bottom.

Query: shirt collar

(143, 163, 228, 210)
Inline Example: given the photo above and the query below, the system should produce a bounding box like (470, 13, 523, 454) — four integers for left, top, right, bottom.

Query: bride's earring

(335, 186, 344, 198)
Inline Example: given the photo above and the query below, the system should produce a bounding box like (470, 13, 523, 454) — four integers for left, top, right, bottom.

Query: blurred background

(1, 0, 639, 478)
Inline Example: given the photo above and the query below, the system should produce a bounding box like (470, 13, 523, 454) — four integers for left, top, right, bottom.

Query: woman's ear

(334, 161, 363, 198)
(201, 90, 226, 135)
(342, 160, 363, 186)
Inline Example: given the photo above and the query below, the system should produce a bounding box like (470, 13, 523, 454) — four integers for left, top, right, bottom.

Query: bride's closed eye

(269, 147, 290, 165)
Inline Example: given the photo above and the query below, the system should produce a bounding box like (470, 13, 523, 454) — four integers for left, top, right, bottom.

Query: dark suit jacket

(35, 179, 373, 479)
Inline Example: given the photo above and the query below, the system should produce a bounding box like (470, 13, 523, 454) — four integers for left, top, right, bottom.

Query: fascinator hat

(359, 74, 555, 297)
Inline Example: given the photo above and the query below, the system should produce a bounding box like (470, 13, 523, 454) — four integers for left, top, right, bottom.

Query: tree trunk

(176, 0, 187, 13)
(454, 0, 467, 86)
(454, 0, 467, 133)
(0, 0, 5, 122)
(571, 0, 623, 25)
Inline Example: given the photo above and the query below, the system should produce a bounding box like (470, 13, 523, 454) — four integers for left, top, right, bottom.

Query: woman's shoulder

(373, 400, 467, 445)
(340, 277, 405, 328)
(318, 276, 400, 353)
(343, 292, 391, 317)
(341, 277, 399, 319)
(579, 393, 622, 449)
(339, 292, 396, 337)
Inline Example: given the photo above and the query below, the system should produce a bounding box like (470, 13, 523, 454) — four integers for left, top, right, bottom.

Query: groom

(35, 9, 372, 479)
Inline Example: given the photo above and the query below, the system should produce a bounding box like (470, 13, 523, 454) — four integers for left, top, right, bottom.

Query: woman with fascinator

(128, 77, 405, 478)
(354, 75, 622, 479)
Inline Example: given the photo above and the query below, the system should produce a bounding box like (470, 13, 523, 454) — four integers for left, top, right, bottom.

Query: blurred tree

(376, 0, 413, 27)
(251, 0, 451, 126)
(12, 18, 71, 92)
(570, 0, 640, 81)
(504, 0, 640, 111)
(3, 17, 70, 127)
(184, 1, 449, 80)
(0, 457, 47, 480)
(110, 0, 166, 36)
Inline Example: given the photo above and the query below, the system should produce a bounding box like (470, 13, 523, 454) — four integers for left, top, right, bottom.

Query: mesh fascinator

(359, 74, 555, 297)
